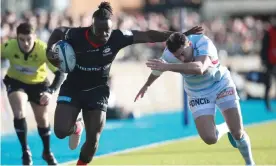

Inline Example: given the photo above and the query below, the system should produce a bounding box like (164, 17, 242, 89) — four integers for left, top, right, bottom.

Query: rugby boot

(69, 118, 84, 150)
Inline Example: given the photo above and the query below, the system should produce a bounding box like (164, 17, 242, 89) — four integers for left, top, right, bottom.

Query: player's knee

(230, 129, 243, 140)
(36, 118, 48, 128)
(201, 135, 218, 145)
(54, 126, 70, 139)
(13, 109, 25, 119)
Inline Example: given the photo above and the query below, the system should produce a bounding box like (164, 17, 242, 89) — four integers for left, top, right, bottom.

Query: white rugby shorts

(187, 74, 240, 119)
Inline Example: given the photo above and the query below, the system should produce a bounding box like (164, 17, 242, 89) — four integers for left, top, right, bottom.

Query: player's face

(92, 18, 113, 43)
(17, 33, 36, 53)
(173, 41, 193, 62)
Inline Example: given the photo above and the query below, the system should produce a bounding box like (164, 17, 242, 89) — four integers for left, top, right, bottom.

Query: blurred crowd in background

(1, 0, 275, 124)
(1, 9, 272, 62)
(1, 7, 275, 105)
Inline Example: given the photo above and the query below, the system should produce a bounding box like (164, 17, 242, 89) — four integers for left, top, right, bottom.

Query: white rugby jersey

(152, 34, 229, 96)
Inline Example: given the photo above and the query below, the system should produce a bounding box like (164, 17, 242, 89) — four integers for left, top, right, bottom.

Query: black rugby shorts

(3, 76, 49, 105)
(57, 84, 110, 111)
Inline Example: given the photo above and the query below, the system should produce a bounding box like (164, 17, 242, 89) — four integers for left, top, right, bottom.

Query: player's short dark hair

(16, 22, 35, 35)
(166, 32, 187, 53)
(92, 1, 113, 20)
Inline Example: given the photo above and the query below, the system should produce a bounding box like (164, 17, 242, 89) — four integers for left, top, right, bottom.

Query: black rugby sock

(38, 126, 51, 153)
(14, 118, 29, 151)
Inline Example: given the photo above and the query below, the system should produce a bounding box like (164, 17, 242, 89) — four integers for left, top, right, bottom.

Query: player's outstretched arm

(146, 56, 211, 75)
(131, 26, 203, 44)
(134, 73, 160, 102)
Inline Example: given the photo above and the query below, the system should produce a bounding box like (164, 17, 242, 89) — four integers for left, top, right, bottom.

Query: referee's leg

(30, 101, 58, 165)
(8, 90, 32, 165)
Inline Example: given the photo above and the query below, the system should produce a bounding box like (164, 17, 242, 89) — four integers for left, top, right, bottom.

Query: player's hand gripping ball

(49, 40, 76, 73)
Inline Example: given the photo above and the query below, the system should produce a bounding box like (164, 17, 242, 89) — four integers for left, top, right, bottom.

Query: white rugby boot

(69, 118, 84, 150)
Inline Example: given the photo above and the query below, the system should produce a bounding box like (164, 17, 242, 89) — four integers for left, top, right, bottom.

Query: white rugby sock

(216, 122, 229, 141)
(235, 132, 255, 165)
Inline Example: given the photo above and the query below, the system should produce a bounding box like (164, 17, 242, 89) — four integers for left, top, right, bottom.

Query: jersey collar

(85, 29, 103, 48)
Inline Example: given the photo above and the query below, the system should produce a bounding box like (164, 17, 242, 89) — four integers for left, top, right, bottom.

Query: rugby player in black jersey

(46, 2, 203, 165)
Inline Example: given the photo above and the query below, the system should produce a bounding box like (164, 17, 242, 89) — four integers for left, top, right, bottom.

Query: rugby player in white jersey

(135, 32, 255, 165)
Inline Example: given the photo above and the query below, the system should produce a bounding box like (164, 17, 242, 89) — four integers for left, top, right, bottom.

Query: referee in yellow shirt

(1, 22, 64, 165)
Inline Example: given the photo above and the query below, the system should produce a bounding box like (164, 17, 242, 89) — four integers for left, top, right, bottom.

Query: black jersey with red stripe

(62, 27, 133, 90)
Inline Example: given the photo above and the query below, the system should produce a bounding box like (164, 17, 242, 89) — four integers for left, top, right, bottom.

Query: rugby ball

(53, 40, 76, 73)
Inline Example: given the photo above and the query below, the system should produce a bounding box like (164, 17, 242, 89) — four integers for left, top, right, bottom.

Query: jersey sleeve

(115, 29, 134, 49)
(151, 48, 182, 76)
(151, 48, 170, 76)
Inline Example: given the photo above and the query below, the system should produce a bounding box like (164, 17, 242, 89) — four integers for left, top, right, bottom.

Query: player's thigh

(81, 85, 109, 140)
(3, 76, 28, 119)
(7, 91, 28, 119)
(54, 103, 80, 137)
(216, 87, 243, 139)
(188, 96, 217, 144)
(55, 86, 81, 136)
(218, 100, 243, 139)
(30, 102, 49, 127)
(194, 115, 217, 144)
(26, 82, 50, 126)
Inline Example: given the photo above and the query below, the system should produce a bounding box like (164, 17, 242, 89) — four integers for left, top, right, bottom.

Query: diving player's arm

(144, 53, 168, 86)
(147, 35, 214, 75)
(162, 56, 211, 75)
(145, 72, 161, 87)
(131, 26, 203, 44)
(134, 72, 161, 102)
(134, 51, 168, 102)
